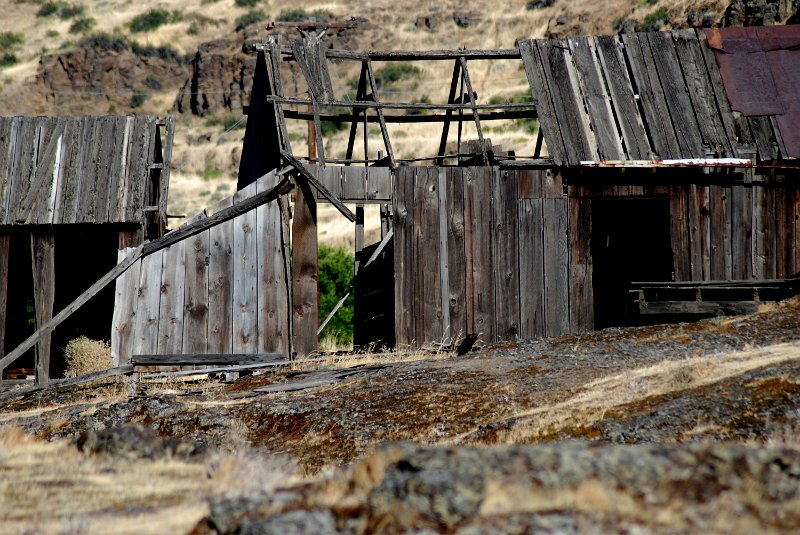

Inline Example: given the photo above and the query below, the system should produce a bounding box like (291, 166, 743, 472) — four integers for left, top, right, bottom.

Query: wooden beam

(282, 108, 538, 123)
(459, 57, 489, 165)
(131, 353, 283, 366)
(437, 60, 461, 166)
(0, 234, 8, 380)
(0, 365, 134, 403)
(278, 47, 522, 61)
(365, 60, 396, 168)
(345, 63, 368, 164)
(30, 231, 55, 385)
(291, 173, 319, 358)
(281, 152, 355, 221)
(142, 177, 294, 256)
(266, 95, 537, 111)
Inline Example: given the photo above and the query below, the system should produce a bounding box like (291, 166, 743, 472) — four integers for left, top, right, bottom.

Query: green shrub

(0, 32, 24, 50)
(234, 0, 259, 6)
(373, 62, 421, 89)
(128, 8, 181, 33)
(144, 75, 161, 90)
(277, 8, 308, 22)
(130, 41, 181, 61)
(69, 16, 95, 34)
(130, 91, 148, 108)
(37, 2, 85, 19)
(406, 94, 431, 116)
(318, 245, 354, 343)
(235, 9, 266, 30)
(0, 53, 17, 67)
(202, 167, 224, 180)
(641, 8, 670, 31)
(78, 33, 128, 52)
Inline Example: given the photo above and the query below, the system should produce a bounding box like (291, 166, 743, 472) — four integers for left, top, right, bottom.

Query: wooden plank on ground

(518, 198, 545, 338)
(594, 35, 652, 159)
(621, 33, 680, 159)
(393, 166, 414, 346)
(208, 197, 234, 354)
(492, 169, 520, 341)
(543, 198, 569, 336)
(518, 40, 567, 165)
(569, 196, 593, 332)
(232, 186, 258, 354)
(257, 172, 288, 355)
(647, 31, 704, 158)
(466, 167, 495, 341)
(445, 168, 467, 341)
(111, 243, 142, 366)
(672, 30, 732, 157)
(568, 37, 625, 161)
(132, 353, 282, 366)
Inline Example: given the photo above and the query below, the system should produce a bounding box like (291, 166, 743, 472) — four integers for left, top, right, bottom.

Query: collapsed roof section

(249, 26, 798, 174)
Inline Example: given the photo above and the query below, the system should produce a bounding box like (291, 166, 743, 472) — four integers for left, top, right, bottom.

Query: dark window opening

(592, 198, 673, 329)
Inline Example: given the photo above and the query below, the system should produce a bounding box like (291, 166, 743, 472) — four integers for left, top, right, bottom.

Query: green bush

(0, 32, 24, 50)
(235, 9, 266, 30)
(373, 62, 421, 89)
(641, 8, 670, 31)
(235, 0, 259, 6)
(277, 8, 308, 22)
(37, 2, 86, 19)
(69, 16, 95, 34)
(0, 53, 17, 67)
(144, 75, 161, 90)
(318, 245, 354, 343)
(130, 91, 148, 108)
(128, 8, 181, 33)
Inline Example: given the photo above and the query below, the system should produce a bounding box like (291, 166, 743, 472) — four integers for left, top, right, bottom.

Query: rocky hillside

(1, 297, 800, 532)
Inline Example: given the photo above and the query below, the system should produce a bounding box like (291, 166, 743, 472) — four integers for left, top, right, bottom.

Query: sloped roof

(518, 27, 797, 166)
(0, 115, 169, 226)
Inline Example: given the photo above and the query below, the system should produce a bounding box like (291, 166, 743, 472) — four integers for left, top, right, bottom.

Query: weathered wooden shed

(9, 26, 798, 377)
(0, 115, 174, 383)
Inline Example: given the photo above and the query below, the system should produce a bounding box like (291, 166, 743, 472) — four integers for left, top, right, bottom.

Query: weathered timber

(266, 95, 536, 112)
(111, 242, 142, 366)
(257, 173, 289, 355)
(518, 199, 546, 336)
(519, 40, 566, 165)
(670, 184, 691, 280)
(445, 169, 467, 339)
(157, 239, 185, 355)
(284, 108, 538, 124)
(131, 353, 283, 366)
(232, 184, 259, 354)
(281, 152, 355, 221)
(292, 174, 319, 357)
(459, 57, 489, 165)
(208, 196, 234, 354)
(365, 60, 396, 167)
(543, 198, 569, 336)
(492, 169, 520, 340)
(394, 167, 414, 346)
(0, 365, 134, 403)
(466, 167, 495, 341)
(569, 195, 593, 331)
(594, 35, 652, 159)
(141, 177, 294, 256)
(31, 231, 55, 385)
(182, 221, 210, 355)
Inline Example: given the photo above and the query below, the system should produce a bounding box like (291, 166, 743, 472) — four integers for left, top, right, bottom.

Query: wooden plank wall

(393, 167, 578, 346)
(0, 115, 168, 226)
(517, 29, 778, 165)
(111, 171, 291, 363)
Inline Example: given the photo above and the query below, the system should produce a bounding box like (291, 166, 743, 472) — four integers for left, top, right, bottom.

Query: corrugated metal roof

(708, 25, 800, 158)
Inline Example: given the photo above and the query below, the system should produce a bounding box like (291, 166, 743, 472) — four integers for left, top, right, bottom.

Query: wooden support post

(365, 60, 396, 167)
(355, 204, 365, 275)
(345, 64, 368, 164)
(459, 57, 489, 166)
(437, 60, 461, 166)
(292, 174, 319, 357)
(0, 234, 9, 380)
(30, 231, 55, 385)
(380, 203, 391, 238)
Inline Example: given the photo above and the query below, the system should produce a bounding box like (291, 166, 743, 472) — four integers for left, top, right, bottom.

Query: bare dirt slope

(2, 298, 800, 533)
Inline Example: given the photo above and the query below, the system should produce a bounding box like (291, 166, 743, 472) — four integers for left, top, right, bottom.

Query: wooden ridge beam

(282, 109, 538, 123)
(266, 95, 537, 112)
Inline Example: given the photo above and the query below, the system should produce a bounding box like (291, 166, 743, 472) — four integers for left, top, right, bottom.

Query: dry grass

(63, 336, 113, 377)
(459, 341, 800, 444)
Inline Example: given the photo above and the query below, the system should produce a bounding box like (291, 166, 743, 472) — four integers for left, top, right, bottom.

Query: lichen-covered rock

(77, 423, 206, 460)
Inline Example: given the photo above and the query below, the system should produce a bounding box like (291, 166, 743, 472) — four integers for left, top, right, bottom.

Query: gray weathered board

(517, 30, 781, 165)
(0, 115, 169, 226)
(112, 171, 291, 364)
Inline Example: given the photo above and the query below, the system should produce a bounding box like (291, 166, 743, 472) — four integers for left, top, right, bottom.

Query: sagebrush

(63, 336, 112, 377)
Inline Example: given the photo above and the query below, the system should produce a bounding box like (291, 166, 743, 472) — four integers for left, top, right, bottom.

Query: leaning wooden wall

(111, 171, 291, 364)
(393, 167, 587, 346)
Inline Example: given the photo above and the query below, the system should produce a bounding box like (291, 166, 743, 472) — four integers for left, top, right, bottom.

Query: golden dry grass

(454, 341, 800, 444)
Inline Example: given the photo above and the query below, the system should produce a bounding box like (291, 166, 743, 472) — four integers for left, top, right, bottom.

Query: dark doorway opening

(592, 198, 673, 329)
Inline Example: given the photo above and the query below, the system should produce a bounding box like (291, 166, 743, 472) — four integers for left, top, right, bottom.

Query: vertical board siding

(393, 166, 415, 346)
(446, 168, 467, 340)
(569, 195, 593, 332)
(232, 184, 259, 353)
(207, 198, 234, 354)
(518, 198, 545, 338)
(183, 225, 210, 354)
(543, 198, 570, 336)
(111, 247, 141, 365)
(465, 167, 496, 342)
(257, 173, 289, 354)
(492, 169, 520, 341)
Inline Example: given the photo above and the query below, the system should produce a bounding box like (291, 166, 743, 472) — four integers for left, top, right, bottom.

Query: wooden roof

(0, 115, 172, 226)
(519, 28, 796, 166)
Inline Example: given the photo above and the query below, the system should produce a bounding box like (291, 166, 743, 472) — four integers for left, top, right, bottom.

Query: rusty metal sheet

(707, 26, 800, 158)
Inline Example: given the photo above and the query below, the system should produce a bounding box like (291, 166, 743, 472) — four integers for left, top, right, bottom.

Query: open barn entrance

(592, 198, 673, 329)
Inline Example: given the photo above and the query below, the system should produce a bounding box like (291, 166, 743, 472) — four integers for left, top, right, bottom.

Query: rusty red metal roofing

(707, 26, 800, 158)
